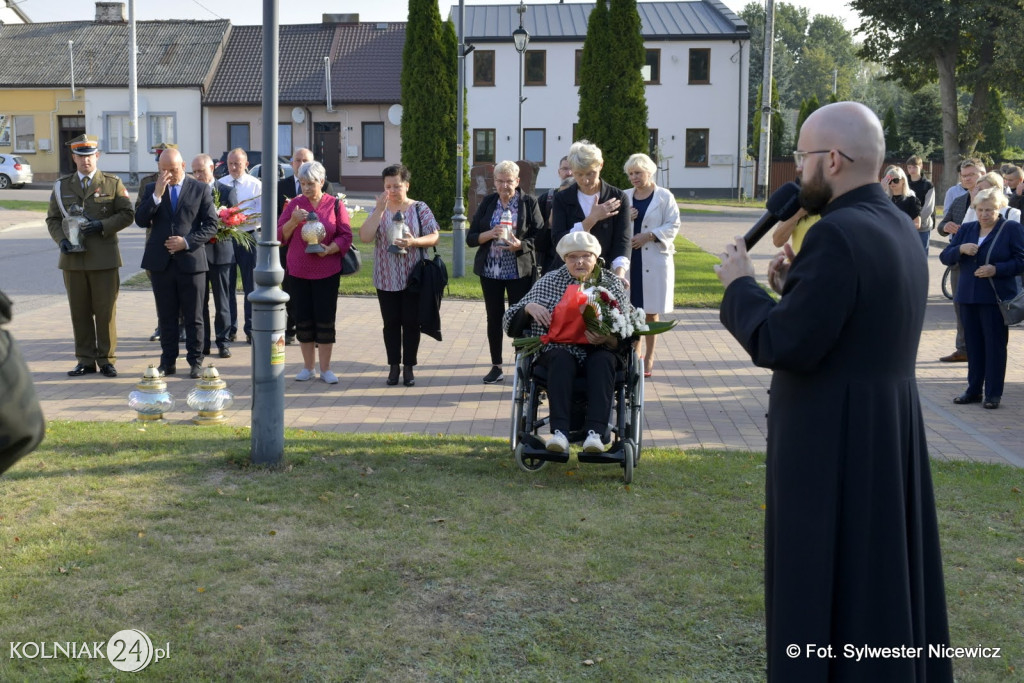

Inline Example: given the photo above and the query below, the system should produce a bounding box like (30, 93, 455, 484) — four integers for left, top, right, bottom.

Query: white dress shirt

(218, 173, 262, 232)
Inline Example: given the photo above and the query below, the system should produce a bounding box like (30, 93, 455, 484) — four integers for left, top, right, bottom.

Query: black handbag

(983, 223, 1024, 326)
(335, 196, 361, 276)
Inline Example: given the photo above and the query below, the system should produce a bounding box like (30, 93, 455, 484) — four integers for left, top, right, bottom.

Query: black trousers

(961, 302, 1008, 399)
(481, 275, 533, 366)
(231, 234, 257, 337)
(536, 346, 620, 439)
(280, 243, 296, 339)
(291, 273, 341, 344)
(376, 288, 421, 366)
(202, 262, 233, 353)
(151, 262, 205, 368)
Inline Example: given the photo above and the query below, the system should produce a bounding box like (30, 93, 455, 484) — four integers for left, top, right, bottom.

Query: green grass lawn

(0, 199, 49, 212)
(0, 424, 1020, 680)
(122, 209, 725, 309)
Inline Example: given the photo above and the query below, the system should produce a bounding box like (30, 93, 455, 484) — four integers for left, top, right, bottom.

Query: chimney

(322, 13, 359, 24)
(95, 2, 127, 23)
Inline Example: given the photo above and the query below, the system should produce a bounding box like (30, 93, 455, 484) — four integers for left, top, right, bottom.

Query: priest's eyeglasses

(793, 149, 856, 166)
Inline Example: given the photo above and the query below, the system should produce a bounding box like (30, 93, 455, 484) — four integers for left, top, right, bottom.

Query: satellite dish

(291, 107, 306, 124)
(387, 104, 403, 126)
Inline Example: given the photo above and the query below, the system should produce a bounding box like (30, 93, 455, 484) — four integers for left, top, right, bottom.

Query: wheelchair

(508, 347, 645, 483)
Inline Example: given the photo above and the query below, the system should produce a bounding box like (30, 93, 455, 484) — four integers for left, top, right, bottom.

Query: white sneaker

(582, 430, 606, 453)
(295, 367, 315, 381)
(546, 430, 569, 453)
(320, 369, 338, 384)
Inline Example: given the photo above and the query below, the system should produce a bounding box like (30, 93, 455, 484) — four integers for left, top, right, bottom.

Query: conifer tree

(576, 0, 648, 189)
(401, 0, 458, 225)
(883, 106, 900, 157)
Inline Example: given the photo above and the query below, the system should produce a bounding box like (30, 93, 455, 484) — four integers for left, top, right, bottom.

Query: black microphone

(743, 181, 803, 251)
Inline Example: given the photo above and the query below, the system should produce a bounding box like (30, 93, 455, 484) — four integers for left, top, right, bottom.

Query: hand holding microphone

(716, 182, 804, 289)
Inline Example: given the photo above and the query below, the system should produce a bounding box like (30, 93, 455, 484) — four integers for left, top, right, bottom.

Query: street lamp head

(513, 26, 530, 53)
(514, 1, 530, 53)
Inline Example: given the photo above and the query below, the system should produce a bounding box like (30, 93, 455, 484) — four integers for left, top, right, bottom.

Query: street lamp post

(512, 2, 530, 161)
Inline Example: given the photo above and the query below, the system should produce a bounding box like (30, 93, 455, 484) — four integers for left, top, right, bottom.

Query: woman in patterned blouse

(359, 163, 440, 387)
(467, 160, 543, 385)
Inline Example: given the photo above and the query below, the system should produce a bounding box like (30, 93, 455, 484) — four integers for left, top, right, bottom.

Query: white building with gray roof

(451, 0, 750, 196)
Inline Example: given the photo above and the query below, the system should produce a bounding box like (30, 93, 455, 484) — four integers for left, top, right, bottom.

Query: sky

(19, 0, 862, 33)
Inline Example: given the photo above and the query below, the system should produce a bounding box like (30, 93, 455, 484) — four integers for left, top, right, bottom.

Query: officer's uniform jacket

(45, 171, 135, 271)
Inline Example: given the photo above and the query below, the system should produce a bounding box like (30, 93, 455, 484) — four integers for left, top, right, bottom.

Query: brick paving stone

(5, 201, 1023, 466)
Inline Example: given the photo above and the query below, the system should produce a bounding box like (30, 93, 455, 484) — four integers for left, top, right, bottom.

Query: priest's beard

(799, 164, 833, 214)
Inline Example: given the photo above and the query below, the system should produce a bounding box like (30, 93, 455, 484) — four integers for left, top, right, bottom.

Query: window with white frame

(148, 114, 176, 147)
(13, 115, 35, 153)
(362, 122, 385, 160)
(524, 129, 545, 165)
(278, 123, 293, 157)
(105, 113, 130, 153)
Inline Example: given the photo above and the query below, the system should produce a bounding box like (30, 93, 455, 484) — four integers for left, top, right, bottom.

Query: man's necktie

(170, 185, 179, 213)
(82, 175, 90, 193)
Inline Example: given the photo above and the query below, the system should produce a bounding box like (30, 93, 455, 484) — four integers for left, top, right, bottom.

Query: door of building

(58, 116, 86, 175)
(313, 122, 341, 183)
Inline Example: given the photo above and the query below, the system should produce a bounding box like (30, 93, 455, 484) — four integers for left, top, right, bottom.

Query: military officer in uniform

(137, 142, 179, 342)
(45, 134, 135, 377)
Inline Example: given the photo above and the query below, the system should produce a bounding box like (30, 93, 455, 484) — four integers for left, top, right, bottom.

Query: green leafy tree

(400, 0, 458, 225)
(576, 0, 648, 189)
(741, 3, 858, 151)
(978, 88, 1007, 158)
(852, 0, 1024, 188)
(898, 84, 942, 159)
(796, 94, 820, 139)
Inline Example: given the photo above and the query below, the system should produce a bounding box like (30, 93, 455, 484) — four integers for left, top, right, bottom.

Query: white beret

(556, 231, 602, 259)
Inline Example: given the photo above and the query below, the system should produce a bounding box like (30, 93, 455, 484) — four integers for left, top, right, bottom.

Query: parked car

(0, 154, 32, 189)
(249, 162, 293, 180)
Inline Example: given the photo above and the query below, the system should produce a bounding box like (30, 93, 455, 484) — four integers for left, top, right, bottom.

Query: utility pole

(249, 0, 288, 466)
(127, 0, 139, 188)
(451, 0, 469, 278)
(757, 0, 775, 200)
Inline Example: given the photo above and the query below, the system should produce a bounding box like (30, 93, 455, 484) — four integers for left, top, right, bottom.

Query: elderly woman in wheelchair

(503, 232, 642, 464)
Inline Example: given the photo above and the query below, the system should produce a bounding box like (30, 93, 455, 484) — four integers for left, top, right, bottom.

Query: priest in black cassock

(715, 102, 952, 682)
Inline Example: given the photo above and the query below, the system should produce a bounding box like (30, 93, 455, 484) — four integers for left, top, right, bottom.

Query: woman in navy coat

(940, 187, 1024, 408)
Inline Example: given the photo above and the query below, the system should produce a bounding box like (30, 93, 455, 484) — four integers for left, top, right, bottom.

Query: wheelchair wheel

(622, 442, 634, 484)
(630, 370, 645, 464)
(515, 443, 548, 473)
(941, 265, 953, 300)
(509, 353, 530, 450)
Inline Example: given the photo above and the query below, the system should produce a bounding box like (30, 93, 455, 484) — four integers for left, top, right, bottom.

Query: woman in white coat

(623, 153, 680, 377)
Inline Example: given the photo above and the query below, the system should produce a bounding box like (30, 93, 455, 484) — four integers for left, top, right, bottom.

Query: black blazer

(466, 190, 543, 279)
(136, 176, 219, 273)
(550, 181, 630, 270)
(204, 183, 237, 266)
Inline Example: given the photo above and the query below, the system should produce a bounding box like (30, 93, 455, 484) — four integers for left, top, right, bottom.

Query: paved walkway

(3, 205, 1023, 467)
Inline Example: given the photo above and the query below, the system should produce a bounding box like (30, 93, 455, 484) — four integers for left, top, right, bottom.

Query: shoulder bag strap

(53, 179, 70, 219)
(984, 220, 1007, 300)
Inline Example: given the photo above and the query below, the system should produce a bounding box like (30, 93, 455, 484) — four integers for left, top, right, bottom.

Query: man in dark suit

(716, 102, 952, 682)
(277, 147, 339, 344)
(135, 148, 218, 378)
(192, 153, 237, 359)
(45, 134, 135, 377)
(136, 142, 179, 342)
(549, 142, 631, 279)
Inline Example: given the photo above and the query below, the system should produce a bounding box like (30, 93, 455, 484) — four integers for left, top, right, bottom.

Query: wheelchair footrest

(519, 435, 571, 463)
(577, 447, 625, 465)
